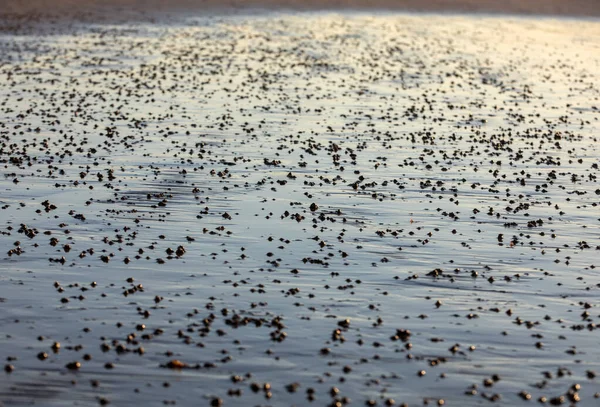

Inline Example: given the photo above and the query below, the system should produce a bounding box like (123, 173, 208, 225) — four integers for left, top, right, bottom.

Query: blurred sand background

(1, 0, 600, 16)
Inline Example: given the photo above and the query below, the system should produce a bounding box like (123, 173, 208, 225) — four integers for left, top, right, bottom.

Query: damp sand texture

(1, 8, 600, 407)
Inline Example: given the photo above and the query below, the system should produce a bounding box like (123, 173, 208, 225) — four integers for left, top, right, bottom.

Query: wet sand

(1, 4, 600, 407)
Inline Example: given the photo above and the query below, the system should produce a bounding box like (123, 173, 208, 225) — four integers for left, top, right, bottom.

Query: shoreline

(2, 0, 600, 18)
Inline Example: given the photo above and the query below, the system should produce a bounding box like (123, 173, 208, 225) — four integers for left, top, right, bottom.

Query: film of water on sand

(0, 3, 599, 407)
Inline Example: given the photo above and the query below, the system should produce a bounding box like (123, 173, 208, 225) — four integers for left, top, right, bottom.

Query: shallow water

(0, 10, 599, 407)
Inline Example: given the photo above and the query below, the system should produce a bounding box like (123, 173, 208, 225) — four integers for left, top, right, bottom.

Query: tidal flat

(0, 8, 599, 407)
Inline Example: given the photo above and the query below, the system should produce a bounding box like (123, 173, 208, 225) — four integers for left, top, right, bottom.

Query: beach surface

(0, 3, 599, 407)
